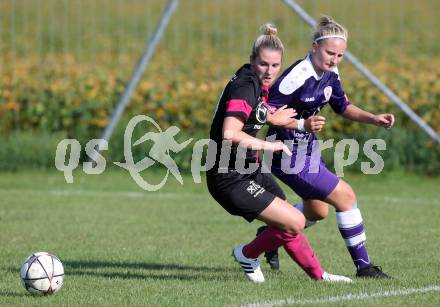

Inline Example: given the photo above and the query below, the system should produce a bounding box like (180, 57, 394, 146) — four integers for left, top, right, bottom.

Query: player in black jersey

(207, 23, 351, 283)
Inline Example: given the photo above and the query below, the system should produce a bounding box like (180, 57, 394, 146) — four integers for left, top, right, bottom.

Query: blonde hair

(312, 16, 348, 43)
(251, 23, 284, 61)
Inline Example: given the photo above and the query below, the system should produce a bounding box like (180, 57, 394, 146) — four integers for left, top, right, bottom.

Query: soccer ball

(20, 252, 64, 295)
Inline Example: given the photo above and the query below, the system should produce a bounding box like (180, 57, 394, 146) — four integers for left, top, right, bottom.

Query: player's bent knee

(303, 200, 329, 221)
(258, 198, 305, 234)
(348, 192, 357, 206)
(284, 215, 305, 234)
(328, 180, 358, 210)
(313, 209, 328, 221)
(342, 186, 357, 205)
(341, 180, 357, 203)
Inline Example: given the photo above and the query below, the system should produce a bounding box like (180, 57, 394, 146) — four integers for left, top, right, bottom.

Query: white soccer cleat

(232, 245, 265, 283)
(322, 271, 352, 283)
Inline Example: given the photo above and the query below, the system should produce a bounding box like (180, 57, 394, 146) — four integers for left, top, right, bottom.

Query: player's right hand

(305, 116, 326, 133)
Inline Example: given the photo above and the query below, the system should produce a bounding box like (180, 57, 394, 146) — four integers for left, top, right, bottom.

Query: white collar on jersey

(305, 55, 323, 80)
(278, 55, 340, 95)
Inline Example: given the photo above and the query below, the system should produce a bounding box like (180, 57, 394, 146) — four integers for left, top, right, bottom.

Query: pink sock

(283, 233, 324, 280)
(242, 227, 324, 280)
(242, 227, 286, 258)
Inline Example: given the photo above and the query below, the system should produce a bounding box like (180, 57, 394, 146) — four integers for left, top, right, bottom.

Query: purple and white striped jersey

(267, 55, 350, 155)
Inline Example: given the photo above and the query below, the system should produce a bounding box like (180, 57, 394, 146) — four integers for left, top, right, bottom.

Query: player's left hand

(374, 113, 395, 129)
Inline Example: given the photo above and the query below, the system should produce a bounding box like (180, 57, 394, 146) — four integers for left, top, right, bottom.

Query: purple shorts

(272, 156, 339, 201)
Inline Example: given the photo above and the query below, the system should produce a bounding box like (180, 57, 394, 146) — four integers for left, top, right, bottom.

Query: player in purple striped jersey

(263, 16, 395, 278)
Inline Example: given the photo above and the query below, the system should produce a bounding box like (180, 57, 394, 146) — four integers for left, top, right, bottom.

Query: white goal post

(89, 0, 179, 162)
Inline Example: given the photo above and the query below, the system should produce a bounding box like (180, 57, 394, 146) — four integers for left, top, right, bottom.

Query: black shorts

(207, 169, 286, 222)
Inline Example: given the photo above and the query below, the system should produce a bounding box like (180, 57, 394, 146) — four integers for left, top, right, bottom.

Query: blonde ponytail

(251, 23, 284, 61)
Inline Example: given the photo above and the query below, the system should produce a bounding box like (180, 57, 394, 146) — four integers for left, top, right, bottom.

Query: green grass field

(0, 170, 439, 306)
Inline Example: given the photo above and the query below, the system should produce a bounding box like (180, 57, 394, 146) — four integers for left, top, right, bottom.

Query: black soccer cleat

(356, 265, 392, 279)
(256, 226, 280, 270)
(264, 249, 279, 270)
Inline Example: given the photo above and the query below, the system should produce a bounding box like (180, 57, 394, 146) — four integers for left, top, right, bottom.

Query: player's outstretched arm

(223, 116, 291, 156)
(341, 104, 395, 128)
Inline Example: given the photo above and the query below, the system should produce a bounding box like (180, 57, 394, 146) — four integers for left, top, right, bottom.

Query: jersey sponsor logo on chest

(305, 97, 315, 102)
(256, 101, 268, 124)
(323, 86, 332, 102)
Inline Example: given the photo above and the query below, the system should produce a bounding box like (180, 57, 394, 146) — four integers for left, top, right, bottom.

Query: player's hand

(374, 113, 395, 129)
(266, 141, 292, 156)
(268, 105, 297, 127)
(305, 116, 326, 133)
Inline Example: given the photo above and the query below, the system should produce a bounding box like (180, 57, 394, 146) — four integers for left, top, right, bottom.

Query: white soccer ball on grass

(20, 252, 64, 295)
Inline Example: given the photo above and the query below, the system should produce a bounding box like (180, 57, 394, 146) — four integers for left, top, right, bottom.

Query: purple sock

(346, 239, 371, 270)
(336, 209, 371, 271)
